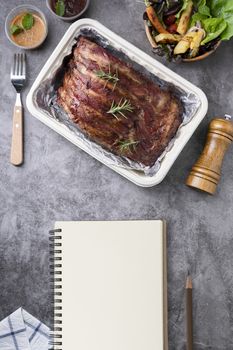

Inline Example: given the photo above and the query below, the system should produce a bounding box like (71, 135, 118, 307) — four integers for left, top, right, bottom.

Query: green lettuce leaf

(198, 0, 211, 17)
(175, 0, 189, 19)
(190, 0, 233, 41)
(221, 15, 233, 40)
(207, 0, 233, 17)
(201, 17, 227, 44)
(190, 12, 207, 26)
(190, 0, 211, 26)
(207, 0, 233, 40)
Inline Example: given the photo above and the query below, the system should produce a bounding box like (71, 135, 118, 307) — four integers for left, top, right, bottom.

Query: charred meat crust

(57, 36, 183, 167)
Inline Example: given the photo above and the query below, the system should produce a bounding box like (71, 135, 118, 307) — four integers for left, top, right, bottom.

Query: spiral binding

(49, 228, 62, 350)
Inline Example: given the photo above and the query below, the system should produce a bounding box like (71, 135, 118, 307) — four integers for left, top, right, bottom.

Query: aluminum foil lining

(34, 28, 201, 176)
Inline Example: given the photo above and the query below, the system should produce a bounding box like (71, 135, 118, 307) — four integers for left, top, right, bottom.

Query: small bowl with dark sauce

(46, 0, 90, 21)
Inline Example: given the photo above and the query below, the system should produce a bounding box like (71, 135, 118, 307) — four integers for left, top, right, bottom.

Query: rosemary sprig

(118, 140, 139, 154)
(107, 99, 134, 120)
(95, 65, 119, 90)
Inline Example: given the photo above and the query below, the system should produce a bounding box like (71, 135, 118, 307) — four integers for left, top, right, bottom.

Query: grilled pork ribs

(57, 36, 183, 166)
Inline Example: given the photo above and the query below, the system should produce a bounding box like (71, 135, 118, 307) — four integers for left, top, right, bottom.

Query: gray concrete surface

(0, 0, 233, 349)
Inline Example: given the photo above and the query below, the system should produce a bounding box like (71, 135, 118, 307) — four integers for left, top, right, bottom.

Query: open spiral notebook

(50, 220, 168, 350)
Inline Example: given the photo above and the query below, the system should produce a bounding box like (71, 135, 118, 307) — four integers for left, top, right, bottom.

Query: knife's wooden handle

(10, 105, 24, 166)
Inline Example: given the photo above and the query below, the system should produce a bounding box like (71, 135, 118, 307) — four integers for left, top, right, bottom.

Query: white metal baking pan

(26, 18, 208, 187)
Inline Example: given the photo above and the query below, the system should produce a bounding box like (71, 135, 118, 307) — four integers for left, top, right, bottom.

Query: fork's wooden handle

(10, 105, 24, 166)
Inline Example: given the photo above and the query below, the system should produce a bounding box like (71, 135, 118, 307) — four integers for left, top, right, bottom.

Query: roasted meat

(57, 36, 183, 167)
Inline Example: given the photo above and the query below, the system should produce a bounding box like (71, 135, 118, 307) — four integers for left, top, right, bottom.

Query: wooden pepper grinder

(186, 115, 233, 194)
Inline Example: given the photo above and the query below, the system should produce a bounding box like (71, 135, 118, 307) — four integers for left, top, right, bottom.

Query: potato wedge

(177, 0, 193, 35)
(155, 33, 181, 44)
(146, 6, 169, 34)
(174, 31, 196, 55)
(190, 30, 205, 57)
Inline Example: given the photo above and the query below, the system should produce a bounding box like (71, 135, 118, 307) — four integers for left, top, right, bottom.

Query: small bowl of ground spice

(5, 5, 48, 49)
(46, 0, 90, 21)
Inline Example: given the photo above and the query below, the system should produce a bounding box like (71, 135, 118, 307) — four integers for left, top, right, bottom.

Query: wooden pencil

(186, 274, 193, 350)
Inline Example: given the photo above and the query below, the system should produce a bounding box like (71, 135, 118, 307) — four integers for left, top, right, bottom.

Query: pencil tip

(186, 273, 192, 289)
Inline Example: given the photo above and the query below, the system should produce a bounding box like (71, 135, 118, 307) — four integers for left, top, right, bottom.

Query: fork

(10, 53, 26, 166)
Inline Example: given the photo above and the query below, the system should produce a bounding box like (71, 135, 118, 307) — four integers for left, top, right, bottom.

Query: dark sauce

(52, 0, 87, 17)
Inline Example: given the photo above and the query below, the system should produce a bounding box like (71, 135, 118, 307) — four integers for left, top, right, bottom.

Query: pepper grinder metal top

(186, 115, 233, 194)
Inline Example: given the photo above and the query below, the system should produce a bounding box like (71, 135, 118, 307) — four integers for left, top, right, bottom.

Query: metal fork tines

(10, 53, 26, 166)
(11, 53, 26, 94)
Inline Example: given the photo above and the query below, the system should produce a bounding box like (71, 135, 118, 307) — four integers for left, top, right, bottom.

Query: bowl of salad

(143, 0, 233, 62)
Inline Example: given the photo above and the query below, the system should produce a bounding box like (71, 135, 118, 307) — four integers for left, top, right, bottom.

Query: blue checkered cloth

(0, 308, 50, 350)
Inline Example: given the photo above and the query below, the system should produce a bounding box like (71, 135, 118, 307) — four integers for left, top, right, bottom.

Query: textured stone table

(0, 1, 233, 349)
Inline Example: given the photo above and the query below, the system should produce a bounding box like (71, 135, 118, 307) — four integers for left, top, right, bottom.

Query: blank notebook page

(54, 220, 167, 350)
